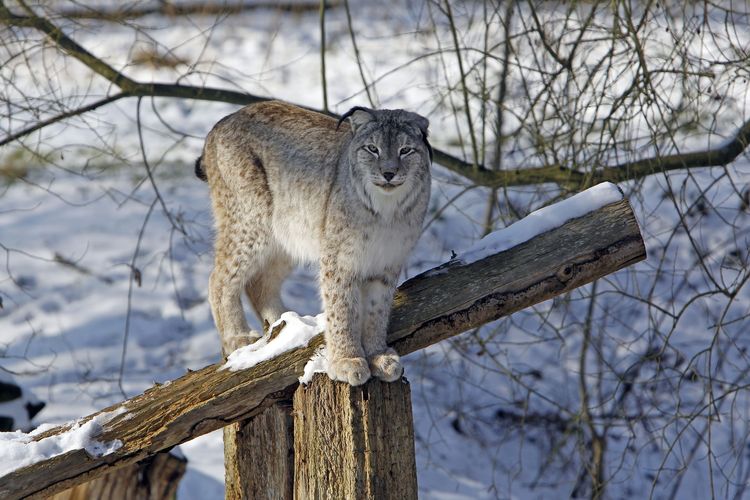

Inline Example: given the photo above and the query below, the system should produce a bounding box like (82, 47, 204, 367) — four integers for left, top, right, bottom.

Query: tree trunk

(223, 401, 294, 500)
(293, 374, 418, 500)
(49, 451, 185, 500)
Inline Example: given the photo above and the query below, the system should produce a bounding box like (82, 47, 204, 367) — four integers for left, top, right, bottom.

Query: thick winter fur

(200, 101, 431, 385)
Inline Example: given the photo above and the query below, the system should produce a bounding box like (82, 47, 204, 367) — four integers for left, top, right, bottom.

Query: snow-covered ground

(2, 1, 750, 498)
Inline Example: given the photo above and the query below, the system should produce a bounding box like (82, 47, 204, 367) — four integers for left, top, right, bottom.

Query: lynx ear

(403, 112, 432, 163)
(405, 112, 429, 138)
(337, 106, 376, 132)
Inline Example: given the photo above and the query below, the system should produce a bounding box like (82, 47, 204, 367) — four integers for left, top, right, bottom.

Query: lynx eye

(399, 147, 414, 157)
(364, 144, 380, 156)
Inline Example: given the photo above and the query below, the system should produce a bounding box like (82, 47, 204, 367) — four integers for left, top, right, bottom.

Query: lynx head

(339, 106, 432, 206)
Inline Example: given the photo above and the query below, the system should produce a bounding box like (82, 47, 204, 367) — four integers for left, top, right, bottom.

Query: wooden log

(293, 375, 418, 500)
(48, 451, 186, 500)
(223, 401, 294, 500)
(0, 195, 646, 499)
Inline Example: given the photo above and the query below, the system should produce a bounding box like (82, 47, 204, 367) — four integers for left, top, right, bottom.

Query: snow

(222, 312, 326, 372)
(299, 346, 329, 385)
(1, 2, 749, 499)
(458, 182, 624, 264)
(0, 408, 126, 477)
(176, 430, 224, 499)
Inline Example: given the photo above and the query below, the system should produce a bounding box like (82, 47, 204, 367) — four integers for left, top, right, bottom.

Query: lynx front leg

(320, 263, 370, 386)
(362, 276, 403, 382)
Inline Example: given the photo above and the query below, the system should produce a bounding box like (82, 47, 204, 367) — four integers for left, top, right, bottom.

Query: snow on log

(0, 183, 646, 500)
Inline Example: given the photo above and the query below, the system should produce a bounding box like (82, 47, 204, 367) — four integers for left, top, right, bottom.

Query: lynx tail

(195, 155, 207, 181)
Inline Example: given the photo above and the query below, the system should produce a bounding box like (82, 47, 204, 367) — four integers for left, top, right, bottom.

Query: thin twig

(343, 0, 375, 107)
(576, 280, 606, 499)
(443, 0, 480, 170)
(135, 97, 186, 236)
(0, 93, 128, 148)
(118, 197, 157, 399)
(319, 0, 329, 112)
(53, 252, 114, 284)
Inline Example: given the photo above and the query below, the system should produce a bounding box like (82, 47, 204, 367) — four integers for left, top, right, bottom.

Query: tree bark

(0, 195, 646, 500)
(293, 375, 418, 500)
(48, 451, 185, 500)
(223, 401, 294, 500)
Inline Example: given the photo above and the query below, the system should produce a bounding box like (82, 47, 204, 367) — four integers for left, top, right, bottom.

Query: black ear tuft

(408, 113, 432, 163)
(422, 132, 433, 163)
(337, 106, 375, 131)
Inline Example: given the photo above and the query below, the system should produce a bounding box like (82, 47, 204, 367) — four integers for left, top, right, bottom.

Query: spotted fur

(200, 101, 431, 385)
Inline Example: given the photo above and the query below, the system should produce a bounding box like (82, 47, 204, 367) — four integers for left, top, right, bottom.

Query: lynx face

(342, 108, 432, 206)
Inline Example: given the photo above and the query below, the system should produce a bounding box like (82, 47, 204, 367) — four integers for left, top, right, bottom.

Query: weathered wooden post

(293, 375, 418, 499)
(223, 403, 294, 500)
(223, 377, 418, 500)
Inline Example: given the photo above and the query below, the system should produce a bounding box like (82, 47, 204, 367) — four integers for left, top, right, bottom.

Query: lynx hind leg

(245, 249, 293, 333)
(220, 329, 261, 358)
(209, 224, 270, 356)
(207, 159, 272, 357)
(209, 240, 264, 357)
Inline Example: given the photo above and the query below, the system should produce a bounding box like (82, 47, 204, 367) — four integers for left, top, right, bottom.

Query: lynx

(197, 101, 432, 386)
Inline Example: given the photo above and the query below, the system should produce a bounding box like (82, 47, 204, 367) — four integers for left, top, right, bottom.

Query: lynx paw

(222, 331, 262, 357)
(328, 357, 371, 386)
(368, 348, 403, 382)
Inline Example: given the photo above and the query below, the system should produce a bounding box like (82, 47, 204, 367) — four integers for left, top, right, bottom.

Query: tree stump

(293, 374, 418, 500)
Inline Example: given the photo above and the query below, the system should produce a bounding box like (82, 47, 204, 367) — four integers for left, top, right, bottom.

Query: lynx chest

(353, 220, 416, 278)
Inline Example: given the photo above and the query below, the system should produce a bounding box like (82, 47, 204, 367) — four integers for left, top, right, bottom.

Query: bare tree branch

(0, 93, 127, 148)
(53, 1, 338, 21)
(1, 1, 749, 191)
(3, 1, 136, 90)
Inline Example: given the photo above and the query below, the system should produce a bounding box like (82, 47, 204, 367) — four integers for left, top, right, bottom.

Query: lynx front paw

(328, 357, 371, 386)
(222, 331, 262, 357)
(368, 348, 403, 382)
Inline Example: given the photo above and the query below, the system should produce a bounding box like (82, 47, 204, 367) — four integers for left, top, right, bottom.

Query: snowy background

(1, 1, 750, 498)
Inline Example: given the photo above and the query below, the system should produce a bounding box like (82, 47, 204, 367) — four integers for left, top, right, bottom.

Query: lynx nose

(382, 172, 396, 182)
